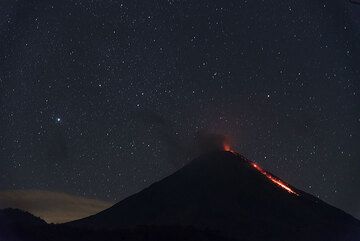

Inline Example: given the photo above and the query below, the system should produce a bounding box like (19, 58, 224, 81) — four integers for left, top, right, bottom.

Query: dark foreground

(1, 152, 360, 241)
(1, 222, 233, 241)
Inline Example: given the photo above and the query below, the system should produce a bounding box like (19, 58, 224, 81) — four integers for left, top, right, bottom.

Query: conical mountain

(69, 151, 360, 241)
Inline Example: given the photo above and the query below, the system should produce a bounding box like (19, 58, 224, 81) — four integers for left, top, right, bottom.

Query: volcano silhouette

(69, 151, 360, 240)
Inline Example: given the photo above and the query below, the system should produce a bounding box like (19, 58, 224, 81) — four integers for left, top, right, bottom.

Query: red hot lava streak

(223, 147, 297, 195)
(252, 163, 299, 196)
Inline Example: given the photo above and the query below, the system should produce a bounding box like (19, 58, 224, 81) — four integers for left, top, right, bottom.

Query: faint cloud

(0, 190, 113, 224)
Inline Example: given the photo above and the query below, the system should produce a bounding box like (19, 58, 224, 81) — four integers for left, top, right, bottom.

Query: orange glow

(252, 163, 299, 196)
(223, 143, 237, 154)
(223, 143, 231, 152)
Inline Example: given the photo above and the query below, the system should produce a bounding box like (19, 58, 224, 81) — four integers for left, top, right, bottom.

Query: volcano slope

(69, 151, 360, 241)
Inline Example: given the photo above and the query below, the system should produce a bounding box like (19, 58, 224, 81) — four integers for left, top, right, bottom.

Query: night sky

(1, 0, 359, 220)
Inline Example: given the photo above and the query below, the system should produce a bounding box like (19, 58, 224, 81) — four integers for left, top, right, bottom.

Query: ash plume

(136, 110, 233, 167)
(192, 131, 232, 155)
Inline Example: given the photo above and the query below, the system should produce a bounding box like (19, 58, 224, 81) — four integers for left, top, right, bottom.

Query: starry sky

(1, 0, 359, 219)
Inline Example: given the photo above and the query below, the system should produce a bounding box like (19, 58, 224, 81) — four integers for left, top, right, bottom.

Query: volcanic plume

(194, 131, 232, 154)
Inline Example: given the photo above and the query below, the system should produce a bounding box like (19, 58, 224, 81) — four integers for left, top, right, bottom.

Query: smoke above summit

(136, 110, 233, 166)
(193, 131, 232, 154)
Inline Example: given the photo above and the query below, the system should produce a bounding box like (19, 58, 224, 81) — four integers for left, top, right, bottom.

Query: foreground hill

(0, 208, 232, 241)
(0, 208, 47, 241)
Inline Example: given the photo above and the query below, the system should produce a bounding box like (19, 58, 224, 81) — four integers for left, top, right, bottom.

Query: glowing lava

(223, 143, 232, 152)
(223, 147, 297, 195)
(223, 142, 237, 154)
(252, 163, 299, 196)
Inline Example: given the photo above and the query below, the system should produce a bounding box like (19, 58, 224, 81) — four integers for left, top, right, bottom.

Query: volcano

(69, 151, 360, 241)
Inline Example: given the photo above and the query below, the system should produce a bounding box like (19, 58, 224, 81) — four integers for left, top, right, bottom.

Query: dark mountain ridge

(0, 208, 46, 227)
(69, 151, 360, 241)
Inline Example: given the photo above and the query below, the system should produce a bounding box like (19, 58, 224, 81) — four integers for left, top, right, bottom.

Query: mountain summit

(69, 151, 360, 240)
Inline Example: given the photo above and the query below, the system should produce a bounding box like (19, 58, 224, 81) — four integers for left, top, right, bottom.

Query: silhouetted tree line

(1, 223, 237, 241)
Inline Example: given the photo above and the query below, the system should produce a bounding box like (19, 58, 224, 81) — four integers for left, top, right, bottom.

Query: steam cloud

(136, 110, 232, 166)
(193, 131, 232, 154)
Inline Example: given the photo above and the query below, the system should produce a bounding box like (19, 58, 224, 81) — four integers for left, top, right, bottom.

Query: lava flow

(252, 163, 299, 196)
(223, 144, 298, 196)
